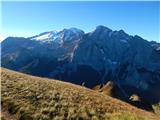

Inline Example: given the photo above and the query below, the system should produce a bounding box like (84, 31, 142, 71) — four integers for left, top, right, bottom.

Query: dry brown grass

(153, 103, 160, 117)
(1, 68, 160, 120)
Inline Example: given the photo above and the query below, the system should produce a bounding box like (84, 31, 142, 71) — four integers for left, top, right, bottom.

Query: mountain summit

(30, 28, 84, 44)
(1, 26, 160, 105)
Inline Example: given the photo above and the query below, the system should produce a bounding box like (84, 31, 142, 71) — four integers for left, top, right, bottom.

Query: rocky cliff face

(1, 26, 160, 104)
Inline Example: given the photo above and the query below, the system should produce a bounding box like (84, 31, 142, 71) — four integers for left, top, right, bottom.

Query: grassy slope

(153, 104, 160, 117)
(1, 68, 159, 120)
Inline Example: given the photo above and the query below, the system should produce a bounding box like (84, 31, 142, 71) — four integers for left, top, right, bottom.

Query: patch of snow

(31, 31, 64, 44)
(120, 39, 128, 43)
(31, 28, 83, 44)
(27, 47, 34, 50)
(63, 28, 83, 42)
(52, 33, 63, 44)
(156, 47, 160, 51)
(112, 61, 118, 64)
(58, 55, 68, 61)
(32, 33, 51, 41)
(70, 44, 79, 62)
(31, 31, 59, 43)
(64, 31, 74, 41)
(107, 59, 118, 64)
(107, 59, 112, 63)
(100, 48, 105, 54)
(109, 31, 113, 37)
(69, 28, 82, 34)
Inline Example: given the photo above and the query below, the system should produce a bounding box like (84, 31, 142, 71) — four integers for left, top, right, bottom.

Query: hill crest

(1, 68, 159, 120)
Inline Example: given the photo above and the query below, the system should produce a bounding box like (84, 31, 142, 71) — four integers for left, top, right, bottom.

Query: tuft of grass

(19, 112, 34, 120)
(153, 103, 160, 117)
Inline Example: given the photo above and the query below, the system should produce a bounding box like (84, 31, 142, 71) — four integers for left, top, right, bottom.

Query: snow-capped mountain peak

(30, 31, 58, 42)
(30, 28, 84, 44)
(60, 28, 84, 42)
(95, 25, 112, 31)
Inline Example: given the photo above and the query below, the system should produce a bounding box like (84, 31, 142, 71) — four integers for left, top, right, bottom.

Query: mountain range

(1, 25, 160, 105)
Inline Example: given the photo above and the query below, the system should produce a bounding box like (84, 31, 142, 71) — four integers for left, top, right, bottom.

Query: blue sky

(1, 1, 160, 42)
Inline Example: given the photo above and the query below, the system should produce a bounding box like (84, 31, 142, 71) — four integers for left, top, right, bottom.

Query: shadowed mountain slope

(2, 26, 160, 105)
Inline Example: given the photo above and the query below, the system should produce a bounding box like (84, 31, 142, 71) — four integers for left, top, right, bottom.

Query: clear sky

(1, 1, 160, 42)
